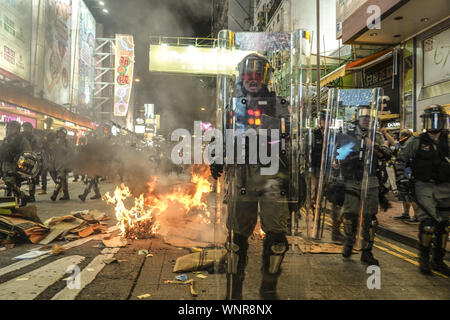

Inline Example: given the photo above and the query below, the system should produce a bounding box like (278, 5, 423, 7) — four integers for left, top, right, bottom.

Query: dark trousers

(41, 168, 57, 191)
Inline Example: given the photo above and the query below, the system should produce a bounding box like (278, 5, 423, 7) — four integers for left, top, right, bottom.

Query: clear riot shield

(312, 88, 384, 250)
(212, 30, 312, 300)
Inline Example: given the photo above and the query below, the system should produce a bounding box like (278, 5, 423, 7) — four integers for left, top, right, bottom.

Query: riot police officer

(211, 53, 291, 299)
(312, 109, 345, 242)
(340, 105, 392, 265)
(0, 121, 32, 205)
(395, 105, 449, 276)
(21, 122, 41, 202)
(51, 127, 71, 201)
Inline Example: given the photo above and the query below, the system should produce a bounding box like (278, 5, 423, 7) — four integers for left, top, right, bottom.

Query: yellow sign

(149, 45, 254, 76)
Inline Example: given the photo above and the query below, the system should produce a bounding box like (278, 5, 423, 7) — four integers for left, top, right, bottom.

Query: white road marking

(0, 255, 85, 300)
(0, 226, 118, 278)
(51, 248, 120, 300)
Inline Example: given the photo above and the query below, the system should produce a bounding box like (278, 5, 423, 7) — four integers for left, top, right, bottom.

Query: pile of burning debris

(105, 165, 224, 246)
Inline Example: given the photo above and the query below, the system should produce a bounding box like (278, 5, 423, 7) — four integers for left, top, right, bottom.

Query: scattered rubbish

(173, 249, 227, 273)
(0, 215, 49, 244)
(196, 274, 207, 279)
(12, 250, 49, 260)
(102, 236, 127, 248)
(137, 293, 151, 299)
(176, 274, 188, 281)
(86, 268, 95, 272)
(52, 245, 66, 256)
(138, 249, 149, 256)
(16, 278, 29, 281)
(104, 258, 118, 265)
(0, 247, 6, 252)
(118, 259, 128, 263)
(164, 279, 198, 297)
(190, 247, 202, 253)
(146, 254, 153, 257)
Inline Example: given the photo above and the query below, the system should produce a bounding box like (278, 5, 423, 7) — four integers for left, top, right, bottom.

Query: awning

(319, 64, 346, 87)
(346, 48, 393, 70)
(319, 48, 394, 87)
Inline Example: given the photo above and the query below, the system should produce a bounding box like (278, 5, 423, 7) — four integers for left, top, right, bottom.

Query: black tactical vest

(411, 130, 450, 183)
(0, 134, 25, 163)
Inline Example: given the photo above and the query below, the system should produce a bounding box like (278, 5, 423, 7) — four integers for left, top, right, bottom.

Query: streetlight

(200, 107, 206, 111)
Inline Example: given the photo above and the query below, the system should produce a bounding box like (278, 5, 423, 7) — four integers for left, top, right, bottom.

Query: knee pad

(434, 221, 449, 250)
(419, 220, 435, 247)
(225, 233, 248, 275)
(369, 218, 378, 242)
(263, 232, 288, 275)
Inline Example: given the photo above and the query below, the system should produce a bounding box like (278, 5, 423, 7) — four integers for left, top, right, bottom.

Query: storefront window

(402, 39, 414, 129)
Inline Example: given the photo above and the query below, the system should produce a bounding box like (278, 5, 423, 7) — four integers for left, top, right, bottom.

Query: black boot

(361, 249, 379, 266)
(90, 194, 102, 200)
(342, 245, 353, 258)
(60, 192, 70, 201)
(50, 192, 58, 202)
(419, 245, 432, 275)
(260, 233, 287, 300)
(431, 247, 450, 276)
(78, 194, 87, 202)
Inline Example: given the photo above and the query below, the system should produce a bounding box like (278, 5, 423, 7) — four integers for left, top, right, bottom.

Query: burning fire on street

(105, 165, 216, 240)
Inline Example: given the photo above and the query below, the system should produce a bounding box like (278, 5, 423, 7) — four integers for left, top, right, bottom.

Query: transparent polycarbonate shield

(312, 88, 384, 247)
(210, 29, 312, 300)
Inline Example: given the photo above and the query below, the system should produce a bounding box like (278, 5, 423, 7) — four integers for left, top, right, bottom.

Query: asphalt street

(0, 177, 448, 300)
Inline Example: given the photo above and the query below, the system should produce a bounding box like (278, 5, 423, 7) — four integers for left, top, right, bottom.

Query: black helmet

(318, 109, 329, 120)
(6, 121, 21, 137)
(57, 127, 68, 136)
(421, 104, 448, 133)
(22, 122, 33, 134)
(237, 53, 272, 86)
(16, 152, 42, 179)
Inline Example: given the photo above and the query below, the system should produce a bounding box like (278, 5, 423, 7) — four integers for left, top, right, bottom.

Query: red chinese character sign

(114, 34, 135, 117)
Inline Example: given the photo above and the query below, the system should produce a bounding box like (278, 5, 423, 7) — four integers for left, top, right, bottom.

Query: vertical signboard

(0, 0, 32, 84)
(43, 0, 73, 105)
(114, 34, 135, 117)
(77, 0, 95, 108)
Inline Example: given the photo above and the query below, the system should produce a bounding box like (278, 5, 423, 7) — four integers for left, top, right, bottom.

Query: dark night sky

(99, 0, 216, 134)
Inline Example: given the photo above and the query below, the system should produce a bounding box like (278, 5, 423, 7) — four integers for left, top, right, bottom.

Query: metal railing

(149, 36, 218, 48)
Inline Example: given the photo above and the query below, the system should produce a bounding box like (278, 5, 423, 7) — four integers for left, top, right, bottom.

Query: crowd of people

(0, 119, 155, 206)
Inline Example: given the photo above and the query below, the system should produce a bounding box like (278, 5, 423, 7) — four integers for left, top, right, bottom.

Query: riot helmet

(237, 53, 272, 97)
(5, 121, 21, 137)
(318, 109, 328, 129)
(421, 104, 448, 133)
(22, 122, 34, 135)
(57, 127, 68, 139)
(16, 152, 41, 179)
(357, 105, 375, 130)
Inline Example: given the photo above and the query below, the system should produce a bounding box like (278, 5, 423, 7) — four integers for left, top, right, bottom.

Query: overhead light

(421, 18, 429, 22)
(135, 78, 141, 83)
(102, 8, 108, 13)
(369, 32, 378, 37)
(99, 1, 105, 6)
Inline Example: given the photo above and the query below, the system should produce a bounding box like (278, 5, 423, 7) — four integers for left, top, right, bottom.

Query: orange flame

(105, 165, 213, 239)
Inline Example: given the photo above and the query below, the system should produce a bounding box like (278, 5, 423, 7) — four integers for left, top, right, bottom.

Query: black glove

(210, 163, 224, 180)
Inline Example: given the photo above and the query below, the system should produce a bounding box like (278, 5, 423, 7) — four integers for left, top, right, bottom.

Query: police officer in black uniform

(51, 127, 71, 201)
(395, 105, 450, 276)
(21, 122, 41, 202)
(339, 106, 392, 265)
(311, 109, 345, 242)
(0, 121, 32, 205)
(211, 53, 291, 299)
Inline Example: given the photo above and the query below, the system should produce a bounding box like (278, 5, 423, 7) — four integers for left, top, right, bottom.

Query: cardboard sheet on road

(287, 236, 359, 254)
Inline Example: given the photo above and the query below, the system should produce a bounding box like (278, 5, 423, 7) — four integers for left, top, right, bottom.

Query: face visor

(238, 56, 271, 85)
(423, 112, 448, 132)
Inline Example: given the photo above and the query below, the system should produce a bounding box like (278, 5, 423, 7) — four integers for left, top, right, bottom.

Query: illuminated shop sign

(114, 34, 135, 117)
(0, 111, 36, 127)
